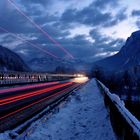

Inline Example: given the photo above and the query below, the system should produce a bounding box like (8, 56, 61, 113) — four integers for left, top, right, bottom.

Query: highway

(0, 79, 85, 132)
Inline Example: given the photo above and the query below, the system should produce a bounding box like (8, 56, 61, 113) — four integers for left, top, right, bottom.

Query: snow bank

(97, 80, 140, 138)
(0, 131, 10, 140)
(20, 79, 116, 140)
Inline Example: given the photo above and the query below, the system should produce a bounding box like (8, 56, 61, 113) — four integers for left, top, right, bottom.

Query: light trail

(0, 82, 73, 106)
(72, 77, 89, 83)
(7, 0, 74, 59)
(0, 83, 79, 120)
(0, 26, 59, 59)
(0, 81, 59, 94)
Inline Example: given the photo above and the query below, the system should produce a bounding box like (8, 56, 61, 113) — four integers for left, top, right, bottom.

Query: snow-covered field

(14, 79, 115, 140)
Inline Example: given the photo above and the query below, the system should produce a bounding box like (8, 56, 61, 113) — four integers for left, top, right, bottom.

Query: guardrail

(0, 71, 75, 86)
(96, 79, 140, 140)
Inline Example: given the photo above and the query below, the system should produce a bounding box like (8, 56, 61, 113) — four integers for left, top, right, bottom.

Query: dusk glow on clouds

(0, 0, 140, 61)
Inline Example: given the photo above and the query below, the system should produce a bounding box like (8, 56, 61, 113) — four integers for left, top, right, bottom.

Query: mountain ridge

(93, 30, 140, 72)
(0, 46, 30, 72)
(28, 56, 92, 73)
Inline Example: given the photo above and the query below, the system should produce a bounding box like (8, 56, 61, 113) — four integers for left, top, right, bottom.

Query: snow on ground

(20, 79, 116, 140)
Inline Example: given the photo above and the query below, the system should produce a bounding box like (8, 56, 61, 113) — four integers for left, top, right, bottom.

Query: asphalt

(0, 81, 80, 132)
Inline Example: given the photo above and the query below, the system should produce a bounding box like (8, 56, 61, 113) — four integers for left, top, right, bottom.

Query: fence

(96, 80, 140, 140)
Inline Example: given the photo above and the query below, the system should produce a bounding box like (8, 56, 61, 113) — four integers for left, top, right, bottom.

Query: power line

(7, 0, 74, 59)
(0, 26, 59, 59)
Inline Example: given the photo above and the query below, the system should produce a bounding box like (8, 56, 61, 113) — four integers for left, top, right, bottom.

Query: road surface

(0, 80, 82, 132)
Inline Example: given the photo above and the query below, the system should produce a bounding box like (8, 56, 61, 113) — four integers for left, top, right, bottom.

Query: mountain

(28, 56, 91, 73)
(0, 46, 30, 72)
(93, 30, 140, 72)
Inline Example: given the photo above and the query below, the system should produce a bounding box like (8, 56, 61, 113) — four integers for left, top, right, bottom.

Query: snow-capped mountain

(0, 46, 30, 72)
(93, 30, 140, 71)
(28, 56, 91, 73)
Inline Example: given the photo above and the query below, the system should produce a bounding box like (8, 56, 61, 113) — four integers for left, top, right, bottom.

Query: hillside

(0, 46, 30, 72)
(28, 57, 91, 73)
(93, 30, 140, 72)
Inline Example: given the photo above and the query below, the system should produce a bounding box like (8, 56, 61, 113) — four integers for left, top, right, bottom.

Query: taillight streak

(0, 81, 59, 94)
(0, 83, 79, 120)
(0, 82, 73, 106)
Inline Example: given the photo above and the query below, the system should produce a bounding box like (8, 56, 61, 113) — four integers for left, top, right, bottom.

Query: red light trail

(7, 0, 74, 59)
(0, 26, 59, 59)
(0, 82, 73, 106)
(0, 81, 59, 94)
(0, 83, 79, 120)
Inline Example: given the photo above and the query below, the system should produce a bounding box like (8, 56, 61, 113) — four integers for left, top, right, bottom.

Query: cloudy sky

(0, 0, 140, 61)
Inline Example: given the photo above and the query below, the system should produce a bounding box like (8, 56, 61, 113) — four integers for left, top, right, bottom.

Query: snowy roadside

(18, 79, 116, 140)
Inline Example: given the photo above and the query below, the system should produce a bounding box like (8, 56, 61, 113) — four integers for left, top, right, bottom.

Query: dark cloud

(131, 10, 140, 28)
(0, 0, 126, 61)
(0, 1, 36, 34)
(12, 34, 97, 60)
(103, 8, 127, 27)
(90, 29, 110, 42)
(135, 20, 140, 28)
(61, 8, 111, 26)
(90, 29, 124, 53)
(93, 0, 119, 9)
(61, 1, 127, 28)
(56, 35, 98, 58)
(132, 10, 140, 16)
(19, 0, 51, 6)
(0, 0, 58, 34)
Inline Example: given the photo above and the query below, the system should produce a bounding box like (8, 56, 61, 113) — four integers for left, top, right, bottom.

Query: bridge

(0, 71, 78, 86)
